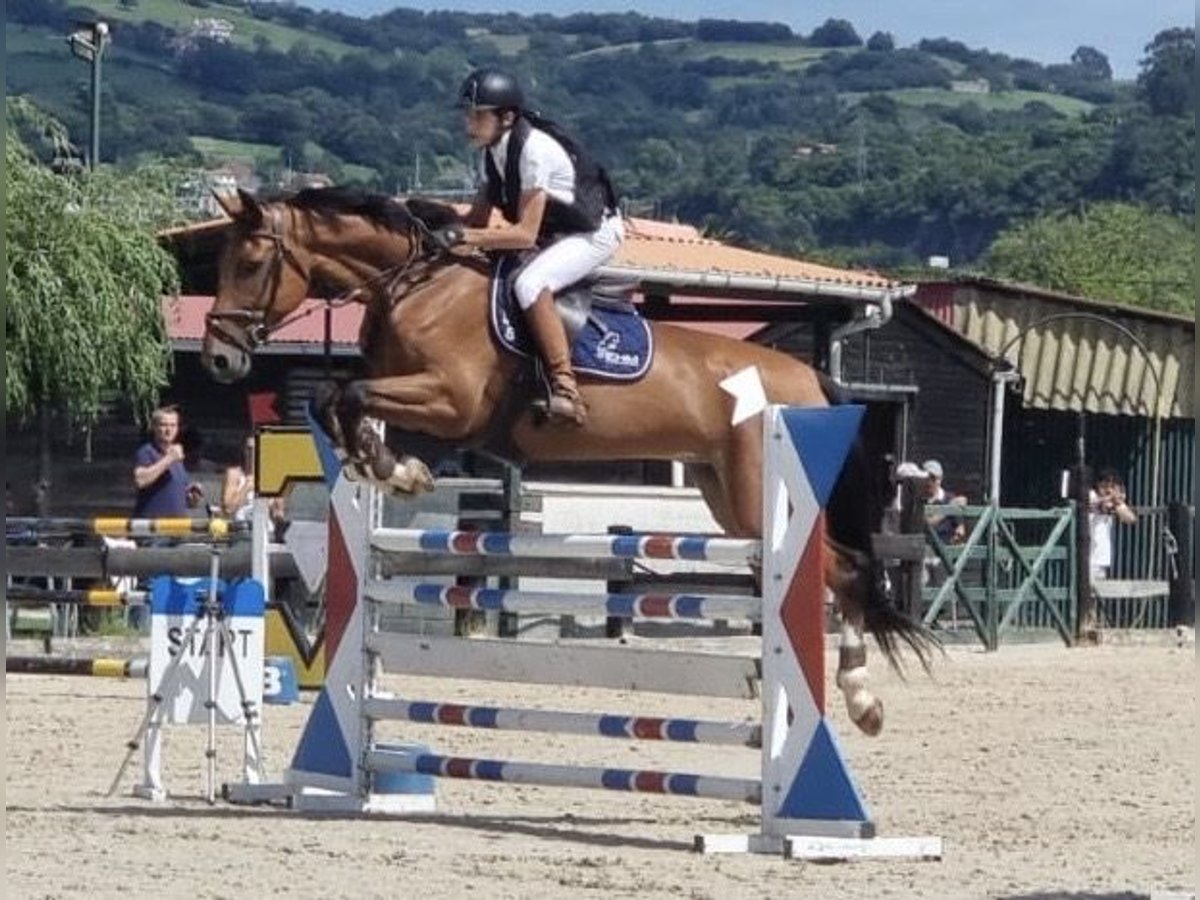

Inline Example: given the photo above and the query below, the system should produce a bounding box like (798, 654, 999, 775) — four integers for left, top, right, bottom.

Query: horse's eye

(237, 259, 260, 277)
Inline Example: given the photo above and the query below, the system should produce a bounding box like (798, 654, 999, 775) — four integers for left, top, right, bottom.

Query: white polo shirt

(480, 127, 576, 206)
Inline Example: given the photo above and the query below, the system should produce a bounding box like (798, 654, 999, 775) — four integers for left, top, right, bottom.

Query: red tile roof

(162, 293, 762, 345)
(163, 295, 364, 347)
(160, 210, 902, 349)
(612, 218, 897, 290)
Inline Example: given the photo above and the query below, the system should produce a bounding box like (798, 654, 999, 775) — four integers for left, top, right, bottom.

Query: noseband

(205, 206, 311, 354)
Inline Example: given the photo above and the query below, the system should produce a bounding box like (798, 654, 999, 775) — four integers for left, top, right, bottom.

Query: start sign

(148, 576, 265, 725)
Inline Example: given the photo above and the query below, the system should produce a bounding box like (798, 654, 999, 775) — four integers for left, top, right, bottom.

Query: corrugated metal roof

(915, 280, 1194, 419)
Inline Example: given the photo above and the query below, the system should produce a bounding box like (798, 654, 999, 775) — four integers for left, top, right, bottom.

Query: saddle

(487, 254, 653, 382)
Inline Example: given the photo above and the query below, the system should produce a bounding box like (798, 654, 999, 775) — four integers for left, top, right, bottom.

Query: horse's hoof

(387, 457, 434, 495)
(851, 698, 884, 737)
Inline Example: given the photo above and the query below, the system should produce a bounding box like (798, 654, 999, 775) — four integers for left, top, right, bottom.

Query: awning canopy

(916, 279, 1194, 419)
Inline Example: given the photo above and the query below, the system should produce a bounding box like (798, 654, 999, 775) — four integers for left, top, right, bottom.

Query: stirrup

(531, 375, 587, 426)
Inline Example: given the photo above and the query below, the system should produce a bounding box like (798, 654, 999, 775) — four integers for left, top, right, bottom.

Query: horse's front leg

(826, 546, 885, 736)
(335, 373, 480, 496)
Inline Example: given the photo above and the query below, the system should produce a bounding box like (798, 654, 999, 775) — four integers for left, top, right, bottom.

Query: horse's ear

(212, 188, 264, 228)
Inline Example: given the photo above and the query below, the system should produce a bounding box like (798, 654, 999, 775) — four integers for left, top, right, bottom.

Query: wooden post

(496, 464, 522, 639)
(1167, 502, 1194, 627)
(1072, 414, 1094, 642)
(898, 478, 927, 622)
(604, 525, 635, 640)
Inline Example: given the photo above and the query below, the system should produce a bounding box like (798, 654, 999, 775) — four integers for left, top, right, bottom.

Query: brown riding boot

(523, 293, 587, 427)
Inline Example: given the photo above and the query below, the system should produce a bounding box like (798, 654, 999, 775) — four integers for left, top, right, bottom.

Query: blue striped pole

(365, 581, 760, 621)
(362, 697, 762, 747)
(369, 528, 760, 567)
(366, 749, 762, 804)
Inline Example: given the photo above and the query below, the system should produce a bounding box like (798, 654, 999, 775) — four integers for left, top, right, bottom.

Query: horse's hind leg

(715, 420, 885, 736)
(826, 544, 884, 736)
(688, 463, 739, 535)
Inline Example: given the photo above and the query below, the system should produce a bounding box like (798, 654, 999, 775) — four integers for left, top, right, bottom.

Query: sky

(310, 0, 1193, 78)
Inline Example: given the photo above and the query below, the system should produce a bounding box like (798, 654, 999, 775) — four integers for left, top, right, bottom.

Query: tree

(982, 203, 1194, 314)
(1137, 27, 1195, 116)
(809, 18, 861, 48)
(6, 98, 181, 429)
(866, 31, 894, 52)
(1070, 45, 1111, 81)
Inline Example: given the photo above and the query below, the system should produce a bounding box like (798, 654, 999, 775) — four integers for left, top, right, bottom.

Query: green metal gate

(921, 504, 1076, 650)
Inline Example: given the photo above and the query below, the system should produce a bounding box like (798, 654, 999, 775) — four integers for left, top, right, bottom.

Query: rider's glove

(430, 225, 465, 252)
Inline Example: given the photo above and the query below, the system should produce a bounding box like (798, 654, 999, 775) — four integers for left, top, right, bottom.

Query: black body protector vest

(484, 115, 618, 245)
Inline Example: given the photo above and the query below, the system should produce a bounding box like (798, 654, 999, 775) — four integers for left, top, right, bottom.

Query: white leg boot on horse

(524, 291, 587, 427)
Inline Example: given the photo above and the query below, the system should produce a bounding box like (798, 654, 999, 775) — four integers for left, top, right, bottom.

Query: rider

(437, 68, 624, 427)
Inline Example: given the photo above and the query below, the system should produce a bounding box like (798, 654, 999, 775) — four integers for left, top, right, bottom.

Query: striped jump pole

(368, 749, 762, 804)
(362, 697, 762, 747)
(6, 517, 248, 541)
(370, 528, 760, 567)
(6, 655, 148, 678)
(5, 585, 149, 607)
(366, 581, 760, 622)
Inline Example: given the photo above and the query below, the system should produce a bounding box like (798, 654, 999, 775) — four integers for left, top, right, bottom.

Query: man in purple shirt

(133, 406, 204, 518)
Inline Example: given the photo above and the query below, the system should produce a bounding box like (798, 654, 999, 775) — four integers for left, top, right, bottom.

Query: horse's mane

(262, 186, 462, 233)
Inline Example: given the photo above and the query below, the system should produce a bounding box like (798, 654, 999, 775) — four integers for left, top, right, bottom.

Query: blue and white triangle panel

(780, 405, 864, 509)
(777, 718, 870, 823)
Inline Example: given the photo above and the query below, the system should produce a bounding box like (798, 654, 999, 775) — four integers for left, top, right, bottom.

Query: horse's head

(203, 190, 312, 383)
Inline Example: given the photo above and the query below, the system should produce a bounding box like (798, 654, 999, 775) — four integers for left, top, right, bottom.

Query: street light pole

(68, 20, 110, 169)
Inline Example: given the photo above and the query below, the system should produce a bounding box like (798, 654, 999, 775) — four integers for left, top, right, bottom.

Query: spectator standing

(133, 406, 205, 518)
(221, 435, 286, 537)
(921, 459, 968, 545)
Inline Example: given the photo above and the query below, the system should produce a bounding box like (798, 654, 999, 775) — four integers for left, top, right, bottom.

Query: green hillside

(7, 24, 204, 109)
(8, 2, 1192, 276)
(83, 0, 359, 57)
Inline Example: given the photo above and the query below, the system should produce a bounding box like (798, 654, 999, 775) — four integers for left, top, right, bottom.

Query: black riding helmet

(458, 69, 525, 112)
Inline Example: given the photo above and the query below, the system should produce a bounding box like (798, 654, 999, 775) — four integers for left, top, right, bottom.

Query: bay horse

(202, 187, 932, 735)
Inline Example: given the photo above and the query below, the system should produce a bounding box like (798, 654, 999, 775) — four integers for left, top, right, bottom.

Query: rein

(205, 201, 461, 353)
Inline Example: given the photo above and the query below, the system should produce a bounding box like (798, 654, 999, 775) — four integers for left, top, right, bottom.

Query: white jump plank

(365, 633, 761, 699)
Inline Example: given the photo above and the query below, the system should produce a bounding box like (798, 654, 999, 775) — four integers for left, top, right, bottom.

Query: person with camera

(1089, 469, 1137, 580)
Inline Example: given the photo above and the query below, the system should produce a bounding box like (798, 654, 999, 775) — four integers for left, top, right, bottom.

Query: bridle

(204, 200, 471, 354)
(205, 206, 313, 354)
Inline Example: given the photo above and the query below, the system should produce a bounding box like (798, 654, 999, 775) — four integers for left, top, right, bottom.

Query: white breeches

(514, 214, 625, 310)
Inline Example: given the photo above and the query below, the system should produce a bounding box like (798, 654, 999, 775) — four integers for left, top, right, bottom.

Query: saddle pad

(488, 256, 653, 381)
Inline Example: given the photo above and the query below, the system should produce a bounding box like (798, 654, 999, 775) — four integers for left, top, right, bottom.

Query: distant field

(926, 55, 969, 76)
(676, 40, 829, 69)
(191, 135, 281, 165)
(468, 30, 530, 56)
(878, 87, 1095, 115)
(573, 38, 828, 70)
(191, 135, 377, 183)
(79, 0, 360, 58)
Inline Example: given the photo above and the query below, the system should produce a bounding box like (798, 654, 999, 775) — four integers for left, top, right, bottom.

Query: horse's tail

(817, 373, 938, 672)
